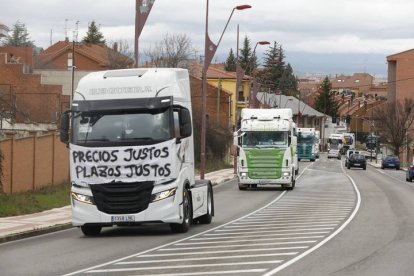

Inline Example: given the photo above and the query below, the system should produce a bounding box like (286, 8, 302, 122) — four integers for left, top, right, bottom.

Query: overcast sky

(2, 0, 414, 77)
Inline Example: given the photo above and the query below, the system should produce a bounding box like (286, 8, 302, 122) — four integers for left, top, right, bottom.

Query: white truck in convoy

(60, 68, 214, 235)
(234, 108, 298, 190)
(328, 133, 343, 159)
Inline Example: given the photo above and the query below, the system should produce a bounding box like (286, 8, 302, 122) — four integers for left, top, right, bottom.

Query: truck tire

(170, 187, 192, 233)
(197, 185, 213, 224)
(238, 183, 247, 190)
(81, 225, 102, 236)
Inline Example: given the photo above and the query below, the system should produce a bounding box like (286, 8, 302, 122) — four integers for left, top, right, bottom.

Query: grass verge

(0, 182, 71, 217)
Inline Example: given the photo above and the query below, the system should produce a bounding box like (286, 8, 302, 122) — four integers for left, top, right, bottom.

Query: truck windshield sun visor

(72, 96, 173, 112)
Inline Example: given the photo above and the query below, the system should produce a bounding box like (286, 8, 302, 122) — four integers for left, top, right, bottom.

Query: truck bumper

(71, 196, 182, 226)
(238, 168, 293, 185)
(70, 183, 184, 227)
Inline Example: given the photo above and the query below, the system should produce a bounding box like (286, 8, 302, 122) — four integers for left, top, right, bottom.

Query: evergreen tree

(82, 21, 106, 44)
(239, 36, 254, 74)
(278, 63, 298, 95)
(224, 48, 236, 72)
(2, 20, 34, 47)
(257, 41, 286, 92)
(315, 76, 340, 117)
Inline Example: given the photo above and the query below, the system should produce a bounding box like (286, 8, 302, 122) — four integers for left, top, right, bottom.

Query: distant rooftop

(256, 92, 325, 118)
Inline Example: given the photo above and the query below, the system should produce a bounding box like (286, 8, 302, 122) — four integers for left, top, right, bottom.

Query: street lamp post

(248, 41, 270, 108)
(200, 1, 251, 180)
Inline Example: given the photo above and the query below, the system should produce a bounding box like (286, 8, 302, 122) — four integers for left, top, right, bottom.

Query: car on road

(347, 153, 367, 170)
(406, 165, 414, 182)
(345, 149, 360, 167)
(381, 155, 400, 170)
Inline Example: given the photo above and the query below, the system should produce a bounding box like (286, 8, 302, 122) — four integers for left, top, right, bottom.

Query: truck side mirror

(179, 108, 192, 138)
(60, 111, 70, 144)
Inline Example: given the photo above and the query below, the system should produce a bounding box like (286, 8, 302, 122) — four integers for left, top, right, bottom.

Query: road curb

(0, 223, 73, 244)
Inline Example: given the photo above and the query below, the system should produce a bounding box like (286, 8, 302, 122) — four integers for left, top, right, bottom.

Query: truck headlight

(240, 172, 248, 179)
(282, 172, 291, 177)
(71, 192, 94, 205)
(151, 187, 176, 202)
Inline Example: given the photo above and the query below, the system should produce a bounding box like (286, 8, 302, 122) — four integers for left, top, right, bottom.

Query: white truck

(234, 108, 298, 190)
(60, 68, 214, 236)
(328, 133, 343, 159)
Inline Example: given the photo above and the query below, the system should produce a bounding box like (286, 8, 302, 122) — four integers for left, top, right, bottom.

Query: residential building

(189, 63, 251, 128)
(387, 49, 414, 104)
(33, 39, 134, 96)
(331, 73, 373, 96)
(0, 50, 67, 126)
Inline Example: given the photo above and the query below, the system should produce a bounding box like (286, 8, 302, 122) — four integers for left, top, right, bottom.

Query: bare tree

(373, 98, 414, 155)
(144, 33, 195, 68)
(107, 40, 134, 69)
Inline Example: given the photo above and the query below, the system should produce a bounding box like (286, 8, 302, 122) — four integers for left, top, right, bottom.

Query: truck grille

(90, 181, 154, 214)
(245, 148, 284, 179)
(298, 144, 312, 156)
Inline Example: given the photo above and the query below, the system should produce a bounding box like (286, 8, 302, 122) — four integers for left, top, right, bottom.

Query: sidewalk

(0, 169, 235, 243)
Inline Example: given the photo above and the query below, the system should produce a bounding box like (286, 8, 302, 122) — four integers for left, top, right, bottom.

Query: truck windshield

(298, 134, 314, 144)
(72, 108, 172, 145)
(242, 131, 288, 148)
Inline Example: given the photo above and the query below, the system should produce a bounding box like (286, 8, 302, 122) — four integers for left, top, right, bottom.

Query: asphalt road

(1, 156, 413, 276)
(281, 156, 414, 276)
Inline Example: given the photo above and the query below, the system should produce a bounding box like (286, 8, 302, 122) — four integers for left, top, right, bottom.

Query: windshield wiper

(78, 138, 110, 142)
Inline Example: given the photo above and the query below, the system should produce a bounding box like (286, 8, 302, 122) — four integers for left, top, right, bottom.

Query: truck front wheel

(81, 225, 102, 236)
(170, 187, 192, 233)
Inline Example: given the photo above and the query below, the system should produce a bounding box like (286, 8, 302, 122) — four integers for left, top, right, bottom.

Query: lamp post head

(258, 41, 270, 45)
(236, 4, 252, 10)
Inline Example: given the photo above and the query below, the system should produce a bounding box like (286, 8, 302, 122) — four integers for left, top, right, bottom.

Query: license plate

(259, 180, 268, 184)
(354, 163, 360, 166)
(389, 164, 395, 167)
(111, 215, 135, 222)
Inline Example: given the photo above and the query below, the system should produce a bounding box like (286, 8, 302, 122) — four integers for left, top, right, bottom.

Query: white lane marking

(237, 217, 346, 222)
(118, 253, 295, 264)
(139, 247, 310, 257)
(263, 155, 361, 275)
(218, 224, 338, 231)
(86, 261, 283, 273)
(158, 241, 317, 251)
(112, 269, 269, 276)
(190, 232, 330, 241)
(249, 213, 350, 218)
(233, 219, 343, 225)
(224, 222, 341, 228)
(205, 227, 335, 236)
(175, 236, 323, 246)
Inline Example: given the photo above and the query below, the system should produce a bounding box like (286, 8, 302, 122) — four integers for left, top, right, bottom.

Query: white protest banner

(70, 140, 177, 184)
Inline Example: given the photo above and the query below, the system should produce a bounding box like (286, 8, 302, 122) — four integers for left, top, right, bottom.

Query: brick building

(387, 49, 414, 104)
(34, 39, 133, 70)
(0, 49, 68, 124)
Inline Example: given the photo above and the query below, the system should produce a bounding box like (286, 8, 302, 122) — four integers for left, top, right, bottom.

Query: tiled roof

(188, 63, 251, 80)
(36, 40, 132, 68)
(256, 92, 325, 117)
(331, 73, 373, 90)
